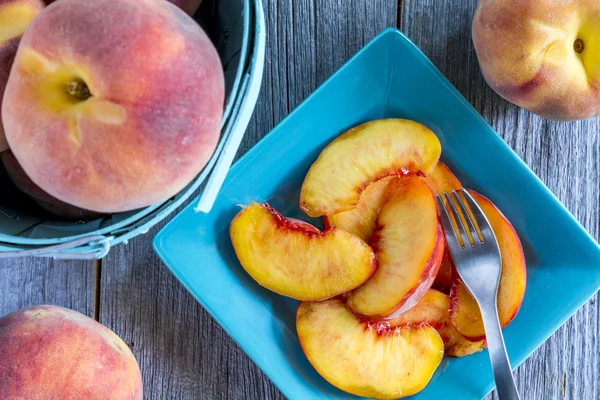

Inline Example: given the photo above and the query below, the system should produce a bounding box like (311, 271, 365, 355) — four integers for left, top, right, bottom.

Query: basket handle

(195, 0, 267, 213)
(0, 235, 111, 260)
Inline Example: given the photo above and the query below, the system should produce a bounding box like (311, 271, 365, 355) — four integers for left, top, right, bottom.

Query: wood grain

(0, 258, 95, 318)
(400, 1, 600, 399)
(98, 1, 398, 399)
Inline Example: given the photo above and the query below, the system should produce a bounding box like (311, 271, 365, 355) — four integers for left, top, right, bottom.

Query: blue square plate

(153, 28, 600, 399)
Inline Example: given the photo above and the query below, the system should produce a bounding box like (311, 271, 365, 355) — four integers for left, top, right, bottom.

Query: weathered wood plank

(99, 0, 398, 398)
(0, 258, 95, 319)
(400, 1, 600, 400)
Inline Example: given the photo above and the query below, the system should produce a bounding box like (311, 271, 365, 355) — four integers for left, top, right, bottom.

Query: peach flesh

(296, 298, 444, 399)
(230, 202, 376, 301)
(347, 176, 444, 319)
(300, 119, 441, 218)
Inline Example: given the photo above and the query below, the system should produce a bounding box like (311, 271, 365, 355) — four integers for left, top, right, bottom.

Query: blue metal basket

(0, 0, 266, 259)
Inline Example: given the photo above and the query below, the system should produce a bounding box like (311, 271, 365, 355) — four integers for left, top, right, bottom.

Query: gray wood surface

(1, 0, 599, 399)
(0, 258, 95, 318)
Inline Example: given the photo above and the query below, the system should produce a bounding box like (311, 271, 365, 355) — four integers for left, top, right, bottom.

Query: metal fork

(437, 189, 520, 400)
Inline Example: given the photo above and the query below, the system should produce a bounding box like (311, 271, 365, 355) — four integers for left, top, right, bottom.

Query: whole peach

(473, 0, 600, 121)
(0, 305, 142, 399)
(0, 0, 45, 152)
(3, 0, 224, 213)
(1, 150, 104, 219)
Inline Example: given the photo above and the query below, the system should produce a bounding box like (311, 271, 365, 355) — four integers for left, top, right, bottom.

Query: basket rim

(0, 0, 259, 249)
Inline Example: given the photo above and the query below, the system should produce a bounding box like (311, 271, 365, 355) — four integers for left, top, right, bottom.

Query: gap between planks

(93, 259, 102, 321)
(397, 0, 403, 29)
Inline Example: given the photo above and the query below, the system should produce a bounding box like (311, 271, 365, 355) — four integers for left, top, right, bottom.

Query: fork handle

(480, 299, 521, 400)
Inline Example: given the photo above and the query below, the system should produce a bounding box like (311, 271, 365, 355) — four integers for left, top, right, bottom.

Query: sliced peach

(300, 119, 441, 217)
(423, 162, 464, 292)
(449, 190, 527, 340)
(422, 161, 463, 195)
(324, 176, 397, 242)
(388, 289, 485, 357)
(230, 202, 376, 301)
(444, 323, 486, 357)
(296, 298, 444, 399)
(347, 176, 444, 319)
(387, 289, 449, 330)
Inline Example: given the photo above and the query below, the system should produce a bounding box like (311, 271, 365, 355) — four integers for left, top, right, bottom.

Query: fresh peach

(347, 176, 444, 319)
(472, 0, 600, 120)
(230, 202, 376, 301)
(169, 0, 202, 16)
(300, 119, 441, 217)
(296, 298, 444, 399)
(388, 289, 448, 330)
(449, 190, 527, 340)
(0, 305, 142, 399)
(388, 289, 486, 357)
(444, 323, 487, 358)
(2, 0, 224, 213)
(423, 162, 464, 292)
(324, 176, 397, 242)
(0, 0, 44, 152)
(1, 150, 103, 219)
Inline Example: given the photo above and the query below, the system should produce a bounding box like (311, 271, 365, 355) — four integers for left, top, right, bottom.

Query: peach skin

(2, 0, 224, 213)
(0, 0, 45, 152)
(1, 150, 103, 220)
(0, 305, 142, 399)
(473, 0, 600, 120)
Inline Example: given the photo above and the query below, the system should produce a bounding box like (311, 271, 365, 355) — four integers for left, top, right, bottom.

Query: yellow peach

(0, 305, 142, 399)
(472, 0, 600, 120)
(3, 0, 224, 212)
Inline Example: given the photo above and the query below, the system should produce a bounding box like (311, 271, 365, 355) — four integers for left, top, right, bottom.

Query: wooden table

(1, 1, 599, 399)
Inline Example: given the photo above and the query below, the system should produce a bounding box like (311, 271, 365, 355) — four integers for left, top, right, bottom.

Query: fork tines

(436, 189, 492, 248)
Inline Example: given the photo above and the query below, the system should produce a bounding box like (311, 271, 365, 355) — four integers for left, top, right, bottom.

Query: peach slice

(324, 176, 397, 242)
(347, 176, 444, 319)
(296, 298, 444, 399)
(449, 191, 527, 340)
(423, 162, 464, 292)
(387, 289, 449, 330)
(300, 119, 441, 217)
(230, 202, 376, 301)
(388, 289, 486, 357)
